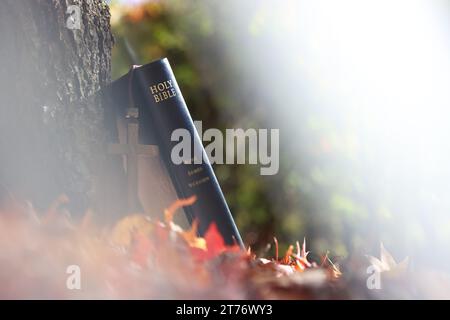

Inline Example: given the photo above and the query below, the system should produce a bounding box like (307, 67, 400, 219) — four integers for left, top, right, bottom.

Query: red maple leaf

(191, 223, 241, 261)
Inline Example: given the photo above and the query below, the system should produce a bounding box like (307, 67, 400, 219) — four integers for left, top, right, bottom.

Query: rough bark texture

(0, 0, 116, 214)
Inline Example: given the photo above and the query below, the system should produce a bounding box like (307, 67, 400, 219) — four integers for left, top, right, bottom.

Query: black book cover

(107, 58, 243, 247)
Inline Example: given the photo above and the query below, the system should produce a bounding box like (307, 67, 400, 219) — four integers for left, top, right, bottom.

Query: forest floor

(0, 194, 449, 299)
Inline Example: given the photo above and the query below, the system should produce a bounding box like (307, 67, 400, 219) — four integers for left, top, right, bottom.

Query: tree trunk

(0, 0, 120, 216)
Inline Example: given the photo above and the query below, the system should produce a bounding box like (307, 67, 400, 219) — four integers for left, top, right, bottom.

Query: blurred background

(109, 0, 450, 270)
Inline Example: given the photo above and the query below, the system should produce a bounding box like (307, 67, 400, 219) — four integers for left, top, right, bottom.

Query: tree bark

(0, 0, 118, 216)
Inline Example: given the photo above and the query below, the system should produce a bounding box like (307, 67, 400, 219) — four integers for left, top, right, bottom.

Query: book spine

(135, 58, 243, 247)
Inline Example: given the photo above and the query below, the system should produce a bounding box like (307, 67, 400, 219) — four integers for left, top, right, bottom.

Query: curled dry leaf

(367, 242, 409, 275)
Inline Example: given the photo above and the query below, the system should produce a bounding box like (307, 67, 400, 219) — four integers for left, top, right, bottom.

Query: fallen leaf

(111, 214, 153, 247)
(367, 242, 409, 274)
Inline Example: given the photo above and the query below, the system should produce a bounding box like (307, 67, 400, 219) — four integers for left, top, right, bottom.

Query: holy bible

(106, 58, 243, 247)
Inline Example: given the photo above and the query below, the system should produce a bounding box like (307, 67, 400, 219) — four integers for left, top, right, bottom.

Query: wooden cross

(108, 107, 159, 212)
